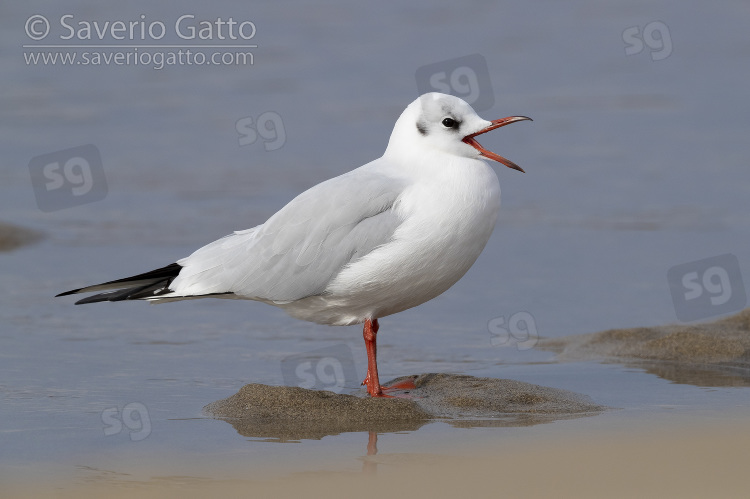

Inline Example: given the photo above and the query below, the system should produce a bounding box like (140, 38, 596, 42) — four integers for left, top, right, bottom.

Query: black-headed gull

(57, 93, 531, 397)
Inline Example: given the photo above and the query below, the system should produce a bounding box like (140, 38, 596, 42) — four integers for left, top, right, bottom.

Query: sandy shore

(5, 414, 749, 499)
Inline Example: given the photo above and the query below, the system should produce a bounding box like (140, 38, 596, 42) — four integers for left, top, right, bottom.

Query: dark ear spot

(416, 120, 428, 136)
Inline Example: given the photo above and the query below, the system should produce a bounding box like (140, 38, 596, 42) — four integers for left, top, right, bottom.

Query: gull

(57, 93, 531, 397)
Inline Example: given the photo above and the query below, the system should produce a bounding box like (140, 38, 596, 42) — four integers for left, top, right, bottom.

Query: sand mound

(399, 373, 603, 417)
(204, 373, 605, 440)
(539, 309, 750, 386)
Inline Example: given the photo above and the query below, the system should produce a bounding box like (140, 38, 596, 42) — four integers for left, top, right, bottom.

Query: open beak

(462, 116, 532, 172)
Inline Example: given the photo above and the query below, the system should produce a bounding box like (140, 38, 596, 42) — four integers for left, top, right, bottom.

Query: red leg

(361, 319, 417, 397)
(361, 318, 384, 397)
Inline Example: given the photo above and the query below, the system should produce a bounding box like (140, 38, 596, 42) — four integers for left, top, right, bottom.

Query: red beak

(462, 116, 532, 172)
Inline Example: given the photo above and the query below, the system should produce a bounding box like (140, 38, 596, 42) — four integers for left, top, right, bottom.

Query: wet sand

(5, 305, 750, 498)
(204, 373, 605, 440)
(540, 309, 750, 386)
(6, 416, 749, 498)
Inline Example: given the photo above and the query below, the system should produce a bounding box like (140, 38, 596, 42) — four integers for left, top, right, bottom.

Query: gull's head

(387, 92, 531, 172)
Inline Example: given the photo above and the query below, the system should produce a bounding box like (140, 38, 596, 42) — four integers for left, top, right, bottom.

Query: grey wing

(167, 167, 406, 302)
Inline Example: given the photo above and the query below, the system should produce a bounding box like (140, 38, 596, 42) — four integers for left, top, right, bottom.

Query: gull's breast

(281, 160, 502, 325)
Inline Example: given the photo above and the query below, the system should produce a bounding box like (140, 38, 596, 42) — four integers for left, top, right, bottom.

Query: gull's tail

(56, 263, 183, 305)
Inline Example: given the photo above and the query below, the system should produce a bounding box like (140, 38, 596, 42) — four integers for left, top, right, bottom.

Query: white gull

(57, 92, 531, 396)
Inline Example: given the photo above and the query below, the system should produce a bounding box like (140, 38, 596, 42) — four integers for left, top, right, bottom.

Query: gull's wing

(167, 163, 407, 303)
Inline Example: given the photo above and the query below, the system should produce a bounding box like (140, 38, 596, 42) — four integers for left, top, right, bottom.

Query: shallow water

(2, 0, 750, 489)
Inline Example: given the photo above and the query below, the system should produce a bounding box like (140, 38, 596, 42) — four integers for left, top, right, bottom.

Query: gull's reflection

(361, 431, 378, 475)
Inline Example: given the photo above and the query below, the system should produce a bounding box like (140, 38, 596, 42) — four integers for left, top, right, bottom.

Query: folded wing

(163, 167, 406, 303)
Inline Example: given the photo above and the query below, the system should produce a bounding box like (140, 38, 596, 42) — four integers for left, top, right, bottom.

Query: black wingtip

(73, 292, 118, 305)
(56, 263, 183, 301)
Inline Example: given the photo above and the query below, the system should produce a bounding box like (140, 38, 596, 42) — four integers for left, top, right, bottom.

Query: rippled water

(1, 0, 749, 485)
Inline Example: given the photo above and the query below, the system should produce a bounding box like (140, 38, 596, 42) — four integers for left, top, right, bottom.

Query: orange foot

(362, 375, 417, 398)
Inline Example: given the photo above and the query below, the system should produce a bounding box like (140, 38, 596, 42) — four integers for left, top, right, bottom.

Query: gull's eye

(442, 117, 458, 129)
